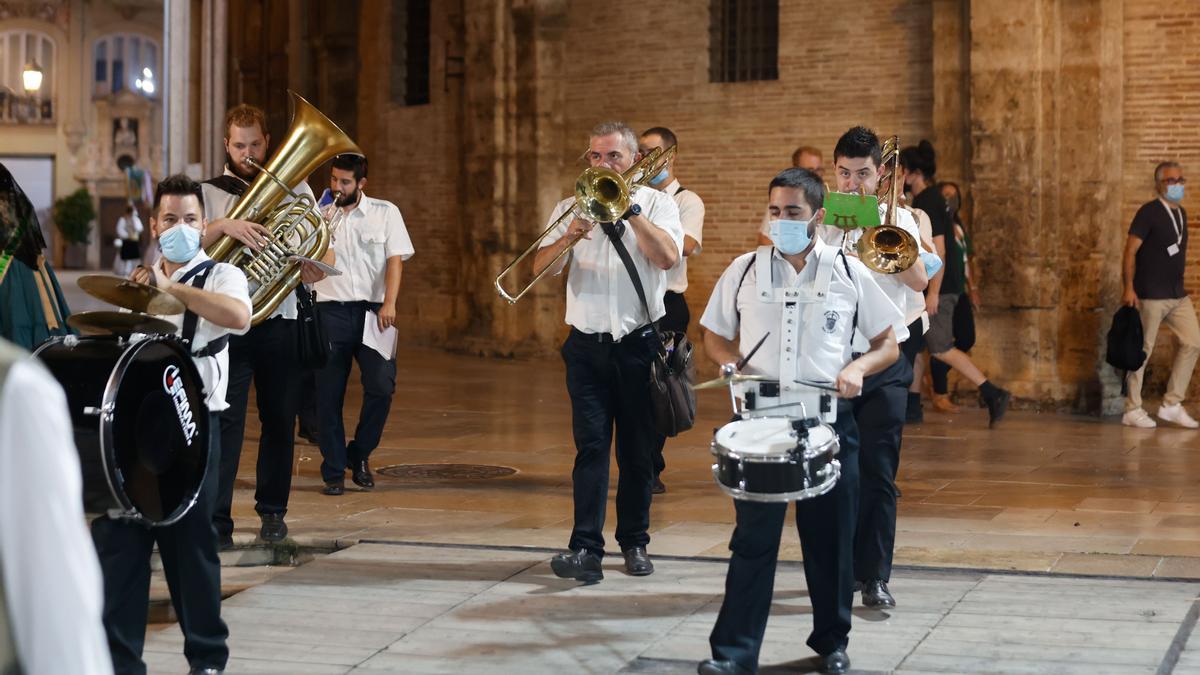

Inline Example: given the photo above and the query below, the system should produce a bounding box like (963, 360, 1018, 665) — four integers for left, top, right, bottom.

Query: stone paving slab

(142, 542, 1200, 674)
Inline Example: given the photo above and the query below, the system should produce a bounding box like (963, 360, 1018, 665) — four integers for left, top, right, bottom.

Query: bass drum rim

(709, 417, 841, 503)
(33, 334, 209, 527)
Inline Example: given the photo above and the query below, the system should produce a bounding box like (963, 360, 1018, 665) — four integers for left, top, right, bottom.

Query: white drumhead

(714, 417, 837, 456)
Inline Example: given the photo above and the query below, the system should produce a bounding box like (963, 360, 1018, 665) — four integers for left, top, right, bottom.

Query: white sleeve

(0, 362, 113, 675)
(538, 198, 575, 249)
(647, 191, 684, 257)
(209, 264, 253, 336)
(384, 204, 416, 261)
(847, 258, 904, 342)
(678, 191, 705, 249)
(700, 253, 755, 341)
(132, 212, 144, 234)
(115, 218, 128, 240)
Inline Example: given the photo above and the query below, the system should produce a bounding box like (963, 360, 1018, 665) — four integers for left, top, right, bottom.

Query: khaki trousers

(1125, 296, 1200, 412)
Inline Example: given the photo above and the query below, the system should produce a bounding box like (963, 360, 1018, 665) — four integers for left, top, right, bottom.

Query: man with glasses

(1122, 161, 1199, 428)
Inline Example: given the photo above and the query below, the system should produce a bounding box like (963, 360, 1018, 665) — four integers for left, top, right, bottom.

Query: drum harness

(743, 244, 860, 459)
(178, 260, 230, 361)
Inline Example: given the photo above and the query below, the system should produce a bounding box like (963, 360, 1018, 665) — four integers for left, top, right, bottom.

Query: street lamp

(21, 62, 43, 95)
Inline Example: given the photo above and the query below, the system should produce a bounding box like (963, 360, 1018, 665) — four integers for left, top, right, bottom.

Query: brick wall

(1122, 3, 1200, 402)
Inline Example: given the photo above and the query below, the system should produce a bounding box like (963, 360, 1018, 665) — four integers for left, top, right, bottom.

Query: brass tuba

(493, 145, 676, 304)
(206, 91, 363, 324)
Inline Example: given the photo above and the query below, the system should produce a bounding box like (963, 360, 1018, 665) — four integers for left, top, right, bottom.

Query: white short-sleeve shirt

(152, 252, 252, 411)
(817, 204, 921, 348)
(662, 180, 705, 293)
(539, 186, 683, 339)
(314, 192, 415, 304)
(700, 240, 902, 383)
(201, 167, 316, 320)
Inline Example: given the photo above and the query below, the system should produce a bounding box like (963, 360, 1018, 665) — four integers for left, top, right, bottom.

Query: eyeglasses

(1163, 177, 1187, 185)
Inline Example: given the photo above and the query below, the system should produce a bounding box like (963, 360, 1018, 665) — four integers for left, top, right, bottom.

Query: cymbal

(692, 374, 776, 390)
(67, 311, 178, 336)
(78, 275, 186, 315)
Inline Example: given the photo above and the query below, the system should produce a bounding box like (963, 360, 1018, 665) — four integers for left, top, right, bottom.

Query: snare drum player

(92, 174, 251, 675)
(698, 167, 902, 675)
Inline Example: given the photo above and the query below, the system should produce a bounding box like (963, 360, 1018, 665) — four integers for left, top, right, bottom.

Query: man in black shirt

(901, 142, 1011, 429)
(1122, 161, 1199, 429)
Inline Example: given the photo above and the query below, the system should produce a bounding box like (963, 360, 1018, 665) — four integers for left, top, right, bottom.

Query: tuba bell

(205, 91, 363, 324)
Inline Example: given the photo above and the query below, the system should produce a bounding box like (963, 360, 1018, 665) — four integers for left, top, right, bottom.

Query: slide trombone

(494, 145, 676, 304)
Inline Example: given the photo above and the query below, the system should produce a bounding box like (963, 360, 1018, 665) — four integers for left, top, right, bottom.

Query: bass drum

(33, 334, 209, 526)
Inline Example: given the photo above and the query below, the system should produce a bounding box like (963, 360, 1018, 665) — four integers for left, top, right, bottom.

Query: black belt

(572, 324, 654, 343)
(318, 300, 380, 311)
(192, 335, 229, 358)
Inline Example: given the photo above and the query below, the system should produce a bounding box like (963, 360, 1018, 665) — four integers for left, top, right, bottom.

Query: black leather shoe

(351, 460, 375, 489)
(188, 668, 223, 675)
(623, 546, 654, 576)
(862, 579, 896, 608)
(217, 533, 234, 551)
(652, 476, 666, 494)
(697, 659, 751, 675)
(322, 481, 345, 496)
(821, 649, 850, 674)
(259, 513, 288, 542)
(297, 427, 319, 444)
(550, 548, 603, 583)
(985, 387, 1011, 428)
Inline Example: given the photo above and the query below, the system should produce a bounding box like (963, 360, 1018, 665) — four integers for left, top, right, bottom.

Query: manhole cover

(376, 463, 518, 482)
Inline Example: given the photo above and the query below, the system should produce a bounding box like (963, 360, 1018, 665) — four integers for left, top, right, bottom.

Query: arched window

(0, 29, 56, 122)
(93, 33, 159, 98)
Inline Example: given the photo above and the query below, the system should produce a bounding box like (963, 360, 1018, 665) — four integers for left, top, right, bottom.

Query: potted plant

(53, 188, 96, 269)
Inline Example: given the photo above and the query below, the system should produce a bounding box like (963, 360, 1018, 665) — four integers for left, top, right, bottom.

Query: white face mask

(768, 218, 813, 255)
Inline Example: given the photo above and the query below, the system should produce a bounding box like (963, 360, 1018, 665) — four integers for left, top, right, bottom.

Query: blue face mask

(648, 168, 669, 186)
(158, 223, 202, 263)
(1167, 184, 1186, 203)
(920, 250, 943, 278)
(768, 218, 813, 255)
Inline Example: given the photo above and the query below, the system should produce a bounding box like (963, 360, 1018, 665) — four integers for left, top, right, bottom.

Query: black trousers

(652, 291, 690, 476)
(852, 347, 913, 583)
(216, 317, 301, 537)
(92, 413, 229, 675)
(561, 325, 659, 556)
(709, 404, 860, 669)
(316, 302, 397, 483)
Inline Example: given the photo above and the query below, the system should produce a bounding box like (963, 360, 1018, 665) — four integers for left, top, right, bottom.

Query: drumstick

(736, 332, 770, 371)
(795, 379, 839, 392)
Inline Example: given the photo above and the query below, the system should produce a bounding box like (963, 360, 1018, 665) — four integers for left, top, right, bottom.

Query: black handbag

(602, 222, 697, 437)
(953, 293, 976, 352)
(294, 286, 329, 369)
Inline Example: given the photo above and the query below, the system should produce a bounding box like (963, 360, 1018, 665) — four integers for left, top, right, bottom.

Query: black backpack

(1106, 305, 1146, 372)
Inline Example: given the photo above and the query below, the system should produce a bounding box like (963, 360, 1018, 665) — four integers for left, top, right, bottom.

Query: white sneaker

(1157, 404, 1200, 428)
(1122, 409, 1157, 428)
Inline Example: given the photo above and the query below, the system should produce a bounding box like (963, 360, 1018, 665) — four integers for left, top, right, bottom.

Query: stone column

(931, 0, 969, 186)
(163, 0, 191, 175)
(967, 0, 1124, 410)
(200, 0, 228, 178)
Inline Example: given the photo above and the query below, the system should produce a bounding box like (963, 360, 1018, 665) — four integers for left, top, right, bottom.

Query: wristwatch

(622, 203, 642, 220)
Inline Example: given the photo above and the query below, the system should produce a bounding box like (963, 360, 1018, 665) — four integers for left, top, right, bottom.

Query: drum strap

(178, 260, 229, 358)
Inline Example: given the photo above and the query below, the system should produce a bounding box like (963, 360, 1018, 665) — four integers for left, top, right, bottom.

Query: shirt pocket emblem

(823, 310, 841, 334)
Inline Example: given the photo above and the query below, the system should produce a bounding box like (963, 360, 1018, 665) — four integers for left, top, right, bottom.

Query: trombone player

(532, 121, 683, 583)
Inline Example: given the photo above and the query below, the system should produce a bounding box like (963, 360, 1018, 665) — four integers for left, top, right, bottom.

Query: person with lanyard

(902, 141, 1010, 428)
(816, 127, 929, 611)
(698, 167, 902, 675)
(638, 125, 705, 494)
(94, 174, 251, 675)
(200, 104, 326, 545)
(0, 337, 112, 675)
(1122, 161, 1199, 428)
(312, 153, 414, 495)
(534, 121, 682, 583)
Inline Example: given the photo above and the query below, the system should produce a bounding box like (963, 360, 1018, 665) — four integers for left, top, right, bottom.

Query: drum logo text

(163, 365, 197, 445)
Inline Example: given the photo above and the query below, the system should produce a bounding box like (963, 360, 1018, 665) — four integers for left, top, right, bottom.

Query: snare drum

(33, 334, 210, 526)
(711, 417, 840, 502)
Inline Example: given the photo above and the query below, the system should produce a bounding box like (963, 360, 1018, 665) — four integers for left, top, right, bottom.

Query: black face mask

(945, 196, 960, 215)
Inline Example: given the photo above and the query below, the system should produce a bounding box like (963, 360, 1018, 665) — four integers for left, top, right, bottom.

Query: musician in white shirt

(112, 204, 143, 276)
(97, 174, 251, 675)
(199, 104, 325, 546)
(313, 154, 414, 495)
(533, 121, 683, 583)
(699, 167, 901, 675)
(638, 126, 705, 494)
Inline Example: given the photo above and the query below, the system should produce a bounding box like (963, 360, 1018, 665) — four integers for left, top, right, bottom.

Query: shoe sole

(550, 558, 603, 583)
(863, 598, 897, 609)
(625, 566, 654, 577)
